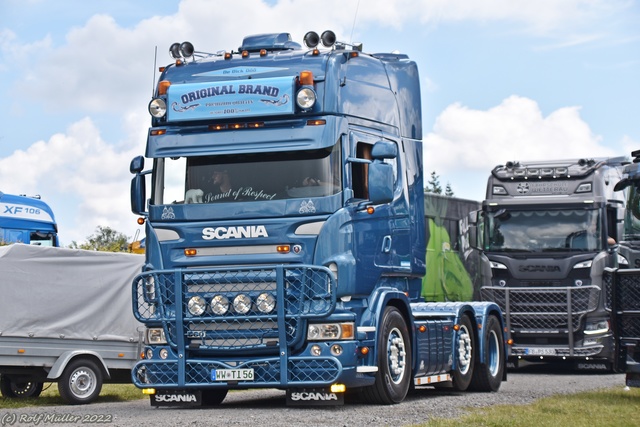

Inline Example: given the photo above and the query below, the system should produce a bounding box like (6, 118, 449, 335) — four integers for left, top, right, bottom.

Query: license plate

(524, 347, 556, 356)
(211, 368, 254, 381)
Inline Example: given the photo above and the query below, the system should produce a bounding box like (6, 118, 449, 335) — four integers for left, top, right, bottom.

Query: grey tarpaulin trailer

(0, 244, 144, 404)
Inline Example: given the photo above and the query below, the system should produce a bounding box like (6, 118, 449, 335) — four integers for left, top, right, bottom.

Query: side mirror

(368, 161, 393, 204)
(130, 156, 145, 174)
(130, 175, 147, 216)
(371, 140, 398, 160)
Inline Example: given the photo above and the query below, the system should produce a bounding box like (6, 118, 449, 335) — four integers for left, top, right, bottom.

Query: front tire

(452, 315, 475, 391)
(0, 375, 43, 398)
(58, 359, 103, 405)
(361, 306, 412, 404)
(469, 314, 504, 391)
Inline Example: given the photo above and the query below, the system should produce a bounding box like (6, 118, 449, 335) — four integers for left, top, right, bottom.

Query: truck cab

(129, 31, 505, 406)
(0, 192, 59, 247)
(477, 158, 626, 369)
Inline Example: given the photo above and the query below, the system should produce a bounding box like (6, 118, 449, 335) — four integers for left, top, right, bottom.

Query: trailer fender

(47, 351, 110, 380)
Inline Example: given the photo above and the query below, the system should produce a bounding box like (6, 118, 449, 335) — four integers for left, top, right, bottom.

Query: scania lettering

(474, 158, 627, 369)
(129, 31, 506, 407)
(290, 392, 338, 401)
(202, 225, 269, 240)
(0, 192, 59, 246)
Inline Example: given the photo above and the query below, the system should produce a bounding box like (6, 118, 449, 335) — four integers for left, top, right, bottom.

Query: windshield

(486, 208, 602, 252)
(624, 185, 640, 240)
(158, 144, 342, 205)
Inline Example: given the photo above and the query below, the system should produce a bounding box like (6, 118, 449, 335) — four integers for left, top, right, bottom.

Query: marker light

(184, 249, 197, 256)
(157, 80, 171, 95)
(299, 70, 314, 86)
(277, 245, 290, 253)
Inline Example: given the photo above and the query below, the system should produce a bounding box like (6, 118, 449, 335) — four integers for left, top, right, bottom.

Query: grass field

(0, 384, 144, 409)
(422, 386, 640, 427)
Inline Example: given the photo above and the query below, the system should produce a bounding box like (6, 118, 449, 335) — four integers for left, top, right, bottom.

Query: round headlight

(256, 293, 276, 313)
(211, 295, 230, 315)
(149, 98, 167, 118)
(296, 87, 316, 109)
(188, 296, 207, 316)
(233, 294, 252, 314)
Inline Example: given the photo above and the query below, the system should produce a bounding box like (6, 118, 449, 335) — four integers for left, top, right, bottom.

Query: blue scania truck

(129, 31, 505, 406)
(0, 192, 59, 247)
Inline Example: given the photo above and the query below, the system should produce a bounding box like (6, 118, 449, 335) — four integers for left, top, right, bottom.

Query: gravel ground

(5, 364, 627, 427)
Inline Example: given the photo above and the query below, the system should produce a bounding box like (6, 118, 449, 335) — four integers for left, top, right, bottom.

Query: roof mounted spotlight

(180, 41, 195, 59)
(320, 30, 336, 48)
(169, 42, 182, 59)
(303, 31, 320, 48)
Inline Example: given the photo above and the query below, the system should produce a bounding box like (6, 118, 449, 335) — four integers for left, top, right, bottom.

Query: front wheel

(0, 375, 44, 398)
(469, 314, 505, 391)
(58, 359, 103, 405)
(361, 306, 412, 404)
(452, 315, 475, 391)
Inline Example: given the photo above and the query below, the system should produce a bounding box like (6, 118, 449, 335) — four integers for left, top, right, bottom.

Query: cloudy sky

(1, 0, 639, 246)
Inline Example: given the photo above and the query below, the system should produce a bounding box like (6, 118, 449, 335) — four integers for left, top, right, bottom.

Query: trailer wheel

(452, 315, 475, 391)
(361, 306, 412, 404)
(201, 389, 228, 406)
(469, 314, 504, 392)
(58, 359, 103, 405)
(0, 376, 44, 398)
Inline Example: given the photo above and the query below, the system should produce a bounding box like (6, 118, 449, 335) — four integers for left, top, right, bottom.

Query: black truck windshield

(486, 208, 602, 252)
(158, 144, 341, 204)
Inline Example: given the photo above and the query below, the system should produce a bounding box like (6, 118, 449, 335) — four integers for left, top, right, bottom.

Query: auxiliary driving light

(296, 87, 316, 109)
(211, 295, 230, 315)
(149, 98, 167, 118)
(256, 293, 276, 313)
(188, 296, 207, 316)
(233, 294, 252, 314)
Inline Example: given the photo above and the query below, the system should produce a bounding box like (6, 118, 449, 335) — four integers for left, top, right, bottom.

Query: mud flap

(150, 390, 202, 407)
(286, 388, 344, 406)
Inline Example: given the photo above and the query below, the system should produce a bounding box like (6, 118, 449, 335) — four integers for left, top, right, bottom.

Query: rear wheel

(469, 315, 504, 391)
(0, 376, 43, 398)
(452, 315, 475, 391)
(361, 306, 412, 404)
(58, 359, 103, 405)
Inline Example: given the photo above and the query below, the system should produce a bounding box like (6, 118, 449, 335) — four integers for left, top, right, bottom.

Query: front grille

(481, 285, 600, 331)
(133, 265, 336, 352)
(605, 269, 640, 342)
(132, 357, 341, 387)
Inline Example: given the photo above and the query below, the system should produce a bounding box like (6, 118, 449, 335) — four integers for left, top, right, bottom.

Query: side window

(352, 142, 372, 199)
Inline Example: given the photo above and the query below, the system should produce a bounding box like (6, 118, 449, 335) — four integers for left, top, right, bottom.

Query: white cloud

(0, 118, 145, 245)
(424, 95, 617, 199)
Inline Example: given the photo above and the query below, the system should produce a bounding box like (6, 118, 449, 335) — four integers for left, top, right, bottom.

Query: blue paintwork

(130, 33, 504, 398)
